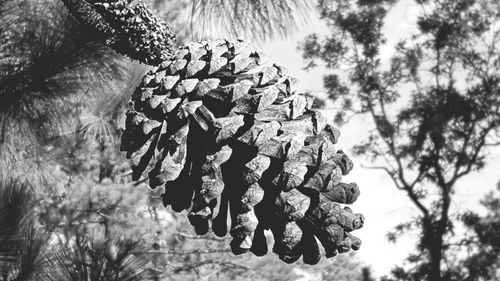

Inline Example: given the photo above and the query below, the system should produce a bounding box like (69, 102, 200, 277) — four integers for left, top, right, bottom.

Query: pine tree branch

(60, 0, 115, 42)
(61, 0, 176, 65)
(133, 249, 232, 256)
(174, 232, 228, 242)
(171, 260, 250, 274)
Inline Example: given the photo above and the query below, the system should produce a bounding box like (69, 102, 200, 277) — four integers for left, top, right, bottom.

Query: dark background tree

(300, 0, 500, 280)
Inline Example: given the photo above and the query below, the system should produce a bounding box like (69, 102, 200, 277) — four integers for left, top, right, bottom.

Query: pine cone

(121, 40, 364, 264)
(61, 0, 176, 65)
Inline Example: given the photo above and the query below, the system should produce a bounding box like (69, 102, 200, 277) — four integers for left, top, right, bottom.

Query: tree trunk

(424, 215, 448, 281)
(429, 236, 443, 281)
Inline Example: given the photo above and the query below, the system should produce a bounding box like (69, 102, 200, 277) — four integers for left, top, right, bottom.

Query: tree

(300, 0, 500, 280)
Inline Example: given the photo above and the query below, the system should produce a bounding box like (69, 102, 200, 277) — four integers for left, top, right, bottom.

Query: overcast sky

(262, 0, 500, 277)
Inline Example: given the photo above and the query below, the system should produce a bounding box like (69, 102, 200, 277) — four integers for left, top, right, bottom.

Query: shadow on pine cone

(120, 40, 364, 264)
(61, 0, 364, 265)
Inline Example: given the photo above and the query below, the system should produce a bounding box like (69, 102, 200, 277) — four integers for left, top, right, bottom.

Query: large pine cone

(121, 40, 364, 264)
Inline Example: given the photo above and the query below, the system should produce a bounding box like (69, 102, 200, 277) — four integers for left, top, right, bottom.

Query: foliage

(188, 0, 314, 42)
(460, 184, 500, 281)
(0, 180, 49, 281)
(152, 0, 314, 43)
(0, 0, 131, 188)
(44, 238, 155, 281)
(0, 163, 156, 281)
(300, 0, 500, 280)
(0, 0, 123, 146)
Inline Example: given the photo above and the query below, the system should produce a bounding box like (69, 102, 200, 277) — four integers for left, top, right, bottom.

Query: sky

(260, 0, 500, 277)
